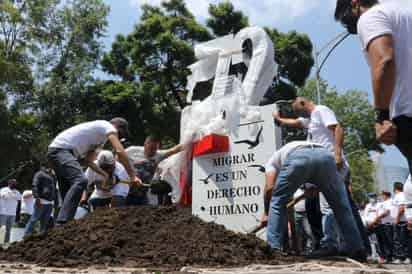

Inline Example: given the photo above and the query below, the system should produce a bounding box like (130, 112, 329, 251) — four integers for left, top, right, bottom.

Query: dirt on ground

(0, 206, 302, 270)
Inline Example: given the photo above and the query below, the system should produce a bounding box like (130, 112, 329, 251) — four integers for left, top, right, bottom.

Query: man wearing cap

(334, 0, 412, 176)
(86, 150, 130, 209)
(48, 118, 140, 224)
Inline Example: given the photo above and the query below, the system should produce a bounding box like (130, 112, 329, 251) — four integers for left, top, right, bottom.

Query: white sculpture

(160, 27, 278, 202)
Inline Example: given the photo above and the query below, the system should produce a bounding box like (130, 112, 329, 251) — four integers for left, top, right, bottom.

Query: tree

(206, 2, 248, 37)
(101, 0, 212, 143)
(34, 0, 109, 137)
(0, 0, 109, 188)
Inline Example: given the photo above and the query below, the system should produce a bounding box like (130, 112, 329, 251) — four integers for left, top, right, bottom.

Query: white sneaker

(393, 259, 402, 264)
(403, 258, 411, 264)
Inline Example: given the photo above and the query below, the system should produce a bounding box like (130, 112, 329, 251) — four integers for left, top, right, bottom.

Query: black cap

(110, 117, 130, 140)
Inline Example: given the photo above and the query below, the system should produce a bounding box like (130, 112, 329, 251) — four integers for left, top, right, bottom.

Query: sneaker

(393, 259, 402, 264)
(378, 257, 387, 264)
(306, 247, 339, 258)
(403, 258, 411, 264)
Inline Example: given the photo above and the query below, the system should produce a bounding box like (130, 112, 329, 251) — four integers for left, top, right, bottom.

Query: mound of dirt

(0, 206, 302, 269)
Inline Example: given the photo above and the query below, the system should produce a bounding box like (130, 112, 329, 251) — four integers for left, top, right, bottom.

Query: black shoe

(348, 249, 367, 263)
(306, 247, 338, 258)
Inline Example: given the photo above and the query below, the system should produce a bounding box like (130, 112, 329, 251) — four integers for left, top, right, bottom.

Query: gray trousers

(48, 148, 88, 224)
(0, 215, 15, 243)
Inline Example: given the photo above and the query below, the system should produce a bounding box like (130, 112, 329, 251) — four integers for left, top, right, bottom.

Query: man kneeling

(262, 141, 366, 260)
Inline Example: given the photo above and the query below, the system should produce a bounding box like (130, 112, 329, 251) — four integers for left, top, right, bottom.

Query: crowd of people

(0, 129, 183, 244)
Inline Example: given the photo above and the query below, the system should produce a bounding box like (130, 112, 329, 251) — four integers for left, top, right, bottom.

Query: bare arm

(86, 161, 108, 180)
(107, 133, 136, 181)
(163, 144, 185, 160)
(367, 35, 396, 111)
(264, 171, 278, 215)
(368, 35, 398, 145)
(272, 112, 304, 128)
(328, 124, 344, 170)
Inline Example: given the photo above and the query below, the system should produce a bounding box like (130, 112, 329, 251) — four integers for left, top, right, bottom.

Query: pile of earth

(0, 206, 302, 269)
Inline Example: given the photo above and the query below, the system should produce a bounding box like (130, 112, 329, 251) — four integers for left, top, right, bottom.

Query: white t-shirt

(111, 162, 130, 197)
(0, 187, 21, 216)
(294, 188, 306, 213)
(20, 190, 34, 215)
(358, 2, 412, 119)
(87, 161, 130, 199)
(377, 199, 393, 224)
(391, 192, 406, 222)
(364, 202, 379, 223)
(265, 141, 324, 173)
(49, 120, 117, 158)
(403, 175, 412, 219)
(298, 105, 340, 154)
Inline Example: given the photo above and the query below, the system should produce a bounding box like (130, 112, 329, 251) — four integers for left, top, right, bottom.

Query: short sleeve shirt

(49, 120, 117, 158)
(298, 105, 339, 153)
(358, 2, 412, 119)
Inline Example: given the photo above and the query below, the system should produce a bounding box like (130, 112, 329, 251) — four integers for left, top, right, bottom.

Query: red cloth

(192, 134, 229, 157)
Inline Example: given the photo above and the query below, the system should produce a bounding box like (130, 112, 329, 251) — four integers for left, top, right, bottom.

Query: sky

(101, 0, 411, 169)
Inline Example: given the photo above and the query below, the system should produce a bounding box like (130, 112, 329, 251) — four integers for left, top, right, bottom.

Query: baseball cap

(97, 150, 115, 167)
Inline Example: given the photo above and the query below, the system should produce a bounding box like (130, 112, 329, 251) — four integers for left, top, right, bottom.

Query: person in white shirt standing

(19, 190, 34, 227)
(373, 191, 394, 263)
(273, 97, 369, 257)
(334, 0, 412, 177)
(47, 118, 141, 225)
(0, 179, 21, 243)
(390, 182, 411, 264)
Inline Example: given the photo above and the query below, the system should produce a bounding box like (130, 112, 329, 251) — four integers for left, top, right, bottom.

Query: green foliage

(206, 2, 248, 37)
(101, 0, 212, 143)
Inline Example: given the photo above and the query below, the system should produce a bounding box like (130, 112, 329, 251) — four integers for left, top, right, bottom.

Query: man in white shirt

(273, 97, 369, 256)
(334, 0, 412, 176)
(48, 117, 140, 224)
(374, 191, 393, 263)
(126, 135, 183, 206)
(19, 190, 34, 227)
(0, 179, 21, 243)
(390, 182, 410, 263)
(262, 141, 365, 261)
(86, 150, 130, 209)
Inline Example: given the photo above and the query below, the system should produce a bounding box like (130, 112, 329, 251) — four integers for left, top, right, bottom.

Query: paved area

(0, 261, 410, 274)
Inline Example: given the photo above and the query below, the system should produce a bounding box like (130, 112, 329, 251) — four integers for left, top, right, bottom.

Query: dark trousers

(126, 193, 148, 206)
(373, 224, 393, 260)
(111, 196, 127, 207)
(393, 222, 411, 260)
(48, 148, 88, 223)
(89, 198, 111, 211)
(394, 115, 412, 174)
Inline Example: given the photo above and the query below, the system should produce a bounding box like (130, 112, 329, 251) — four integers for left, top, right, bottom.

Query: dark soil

(0, 206, 302, 269)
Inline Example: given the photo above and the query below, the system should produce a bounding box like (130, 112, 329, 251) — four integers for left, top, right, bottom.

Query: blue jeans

(25, 204, 53, 236)
(48, 148, 88, 223)
(267, 147, 363, 251)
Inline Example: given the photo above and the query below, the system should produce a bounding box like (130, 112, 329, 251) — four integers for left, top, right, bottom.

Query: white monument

(192, 104, 281, 234)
